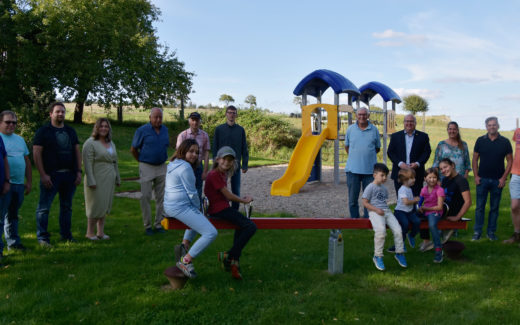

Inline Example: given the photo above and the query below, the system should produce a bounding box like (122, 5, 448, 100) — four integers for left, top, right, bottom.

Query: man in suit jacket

(387, 114, 431, 196)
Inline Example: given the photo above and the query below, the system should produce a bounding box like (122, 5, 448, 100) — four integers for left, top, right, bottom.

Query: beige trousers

(139, 162, 166, 229)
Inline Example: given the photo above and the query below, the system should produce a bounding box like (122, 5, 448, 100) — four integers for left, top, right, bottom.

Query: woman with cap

(164, 139, 217, 279)
(204, 146, 256, 280)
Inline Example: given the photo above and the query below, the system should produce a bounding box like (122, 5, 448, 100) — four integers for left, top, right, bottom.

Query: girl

(392, 169, 421, 250)
(164, 139, 217, 278)
(418, 168, 445, 263)
(205, 146, 256, 280)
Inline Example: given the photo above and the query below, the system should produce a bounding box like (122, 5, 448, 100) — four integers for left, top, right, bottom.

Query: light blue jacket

(164, 159, 200, 216)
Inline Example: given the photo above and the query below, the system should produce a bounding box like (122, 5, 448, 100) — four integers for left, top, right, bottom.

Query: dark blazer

(387, 129, 431, 195)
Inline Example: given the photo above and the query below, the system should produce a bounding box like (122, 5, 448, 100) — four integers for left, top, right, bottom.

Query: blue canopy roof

(293, 69, 360, 98)
(352, 81, 402, 104)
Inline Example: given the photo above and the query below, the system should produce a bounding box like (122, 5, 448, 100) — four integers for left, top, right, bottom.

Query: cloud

(372, 29, 427, 47)
(394, 88, 442, 100)
(498, 94, 520, 101)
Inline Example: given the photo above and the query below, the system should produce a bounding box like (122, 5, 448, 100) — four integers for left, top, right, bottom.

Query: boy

(362, 163, 407, 271)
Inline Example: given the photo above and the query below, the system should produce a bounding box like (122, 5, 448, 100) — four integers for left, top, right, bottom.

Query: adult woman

(82, 118, 120, 240)
(439, 158, 472, 222)
(433, 121, 471, 178)
(164, 139, 217, 278)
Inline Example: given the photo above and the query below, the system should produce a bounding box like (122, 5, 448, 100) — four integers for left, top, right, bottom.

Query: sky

(151, 0, 520, 130)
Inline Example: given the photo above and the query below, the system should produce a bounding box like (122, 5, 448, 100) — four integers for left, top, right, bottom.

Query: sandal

(97, 234, 110, 240)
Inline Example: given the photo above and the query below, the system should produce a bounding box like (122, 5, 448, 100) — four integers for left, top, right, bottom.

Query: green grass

(1, 113, 519, 324)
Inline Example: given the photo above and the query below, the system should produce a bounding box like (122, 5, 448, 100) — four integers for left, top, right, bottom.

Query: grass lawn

(1, 114, 519, 324)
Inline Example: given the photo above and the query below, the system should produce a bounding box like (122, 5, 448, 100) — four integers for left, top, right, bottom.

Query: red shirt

(204, 169, 231, 215)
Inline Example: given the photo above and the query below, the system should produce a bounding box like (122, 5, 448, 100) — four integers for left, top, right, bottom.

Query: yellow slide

(271, 104, 337, 196)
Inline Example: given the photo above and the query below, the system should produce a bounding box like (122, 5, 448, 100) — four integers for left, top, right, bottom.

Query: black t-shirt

(474, 133, 513, 179)
(33, 123, 79, 173)
(441, 174, 470, 217)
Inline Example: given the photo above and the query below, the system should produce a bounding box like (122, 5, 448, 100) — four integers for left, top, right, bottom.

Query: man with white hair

(344, 107, 381, 218)
(131, 107, 170, 235)
(472, 117, 512, 241)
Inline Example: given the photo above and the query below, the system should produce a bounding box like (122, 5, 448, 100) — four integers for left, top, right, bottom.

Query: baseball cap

(188, 112, 201, 120)
(216, 146, 236, 159)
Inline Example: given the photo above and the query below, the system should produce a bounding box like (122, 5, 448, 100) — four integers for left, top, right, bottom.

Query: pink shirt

(420, 184, 445, 217)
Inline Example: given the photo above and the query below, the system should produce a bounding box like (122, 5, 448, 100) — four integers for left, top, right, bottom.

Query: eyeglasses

(226, 111, 237, 115)
(3, 121, 17, 125)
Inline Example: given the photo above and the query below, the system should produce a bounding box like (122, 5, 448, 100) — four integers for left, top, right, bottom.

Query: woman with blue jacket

(164, 139, 217, 278)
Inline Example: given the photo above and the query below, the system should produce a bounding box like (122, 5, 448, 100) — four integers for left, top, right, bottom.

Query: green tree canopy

(403, 94, 429, 115)
(244, 94, 257, 108)
(219, 94, 234, 106)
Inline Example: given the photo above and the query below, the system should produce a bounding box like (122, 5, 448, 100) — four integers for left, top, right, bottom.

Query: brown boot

(502, 232, 520, 244)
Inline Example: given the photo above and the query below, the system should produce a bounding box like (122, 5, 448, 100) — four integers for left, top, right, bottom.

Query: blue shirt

(1, 133, 29, 184)
(131, 123, 169, 165)
(0, 137, 6, 186)
(344, 122, 381, 174)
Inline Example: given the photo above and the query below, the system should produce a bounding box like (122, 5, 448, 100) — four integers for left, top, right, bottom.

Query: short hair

(150, 107, 163, 116)
(49, 102, 65, 113)
(373, 163, 389, 175)
(425, 167, 439, 178)
(0, 110, 17, 122)
(398, 168, 416, 184)
(91, 118, 112, 142)
(172, 139, 199, 168)
(485, 116, 498, 126)
(404, 114, 416, 123)
(226, 105, 237, 112)
(357, 107, 369, 114)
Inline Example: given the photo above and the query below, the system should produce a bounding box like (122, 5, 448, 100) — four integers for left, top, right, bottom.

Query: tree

(293, 96, 302, 106)
(402, 95, 429, 115)
(219, 94, 234, 107)
(244, 94, 257, 108)
(32, 0, 193, 123)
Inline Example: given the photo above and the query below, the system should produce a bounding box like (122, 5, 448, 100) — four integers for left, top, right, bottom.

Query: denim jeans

(4, 184, 25, 247)
(211, 207, 257, 260)
(230, 169, 241, 210)
(0, 193, 9, 253)
(394, 209, 421, 239)
(346, 172, 373, 218)
(427, 212, 442, 249)
(194, 164, 203, 204)
(474, 177, 502, 235)
(36, 171, 77, 241)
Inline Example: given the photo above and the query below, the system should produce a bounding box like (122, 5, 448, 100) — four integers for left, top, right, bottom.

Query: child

(205, 146, 257, 280)
(418, 167, 445, 263)
(362, 163, 407, 271)
(392, 169, 421, 250)
(164, 139, 218, 278)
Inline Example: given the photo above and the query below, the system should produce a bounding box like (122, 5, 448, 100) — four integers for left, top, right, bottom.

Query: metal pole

(383, 101, 388, 164)
(334, 94, 340, 185)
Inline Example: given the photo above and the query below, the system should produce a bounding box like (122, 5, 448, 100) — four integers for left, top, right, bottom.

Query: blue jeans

(4, 184, 25, 247)
(230, 168, 241, 210)
(346, 172, 373, 218)
(474, 177, 502, 235)
(211, 207, 257, 260)
(36, 171, 77, 241)
(194, 164, 203, 203)
(0, 193, 9, 254)
(427, 212, 442, 249)
(394, 209, 421, 239)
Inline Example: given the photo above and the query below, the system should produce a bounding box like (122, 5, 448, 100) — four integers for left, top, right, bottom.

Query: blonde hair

(398, 168, 416, 184)
(213, 156, 237, 178)
(91, 118, 112, 142)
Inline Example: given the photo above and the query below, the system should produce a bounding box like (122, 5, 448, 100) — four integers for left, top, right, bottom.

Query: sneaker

(394, 253, 407, 268)
(407, 233, 416, 248)
(502, 232, 520, 244)
(419, 241, 434, 252)
(471, 232, 481, 241)
(230, 260, 242, 280)
(176, 257, 197, 278)
(442, 229, 455, 244)
(387, 245, 407, 253)
(8, 244, 27, 252)
(155, 227, 166, 234)
(372, 256, 385, 271)
(218, 251, 231, 272)
(174, 244, 188, 263)
(38, 240, 53, 248)
(434, 249, 444, 263)
(487, 233, 498, 241)
(145, 228, 154, 236)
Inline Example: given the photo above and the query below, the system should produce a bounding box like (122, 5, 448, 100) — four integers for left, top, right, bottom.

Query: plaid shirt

(176, 128, 210, 164)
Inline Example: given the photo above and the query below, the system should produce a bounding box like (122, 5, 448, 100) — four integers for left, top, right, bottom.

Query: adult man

(131, 107, 169, 235)
(387, 114, 431, 196)
(0, 111, 31, 252)
(212, 105, 249, 210)
(472, 117, 512, 241)
(0, 117, 9, 265)
(176, 112, 210, 201)
(33, 102, 81, 247)
(503, 127, 520, 244)
(344, 107, 381, 218)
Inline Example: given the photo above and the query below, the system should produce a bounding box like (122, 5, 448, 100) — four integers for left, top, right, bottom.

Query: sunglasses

(4, 121, 17, 125)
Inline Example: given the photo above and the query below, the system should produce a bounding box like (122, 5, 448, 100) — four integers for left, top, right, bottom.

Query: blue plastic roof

(293, 69, 360, 98)
(352, 81, 402, 104)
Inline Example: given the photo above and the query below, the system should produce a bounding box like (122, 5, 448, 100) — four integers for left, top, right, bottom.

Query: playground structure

(271, 69, 402, 197)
